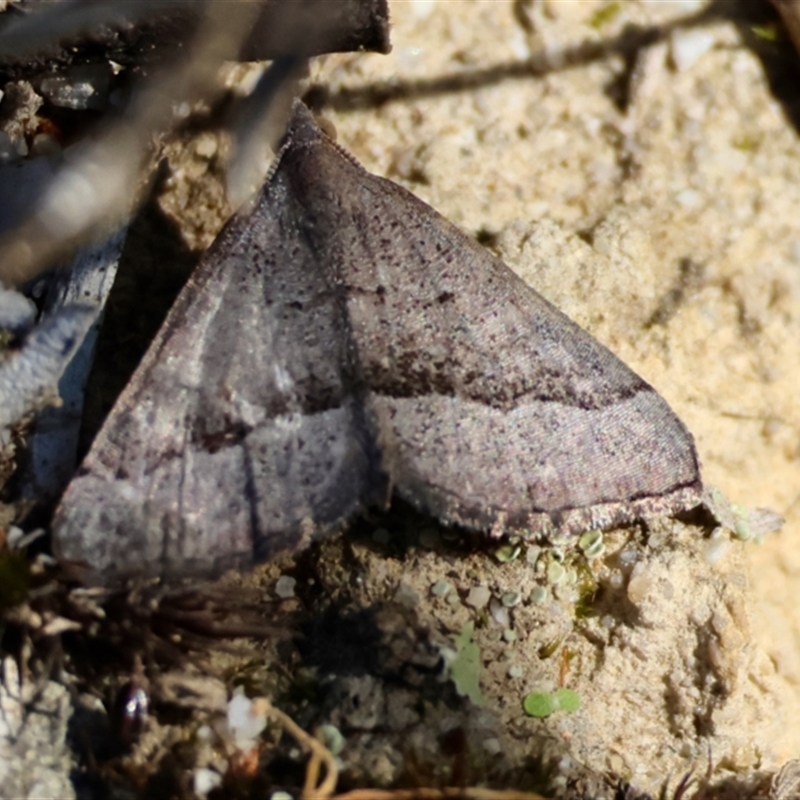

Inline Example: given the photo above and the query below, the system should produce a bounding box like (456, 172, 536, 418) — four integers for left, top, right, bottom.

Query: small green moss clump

(588, 2, 621, 31)
(522, 688, 581, 718)
(450, 622, 484, 706)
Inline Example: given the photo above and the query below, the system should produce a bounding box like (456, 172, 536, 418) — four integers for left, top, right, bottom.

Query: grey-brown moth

(53, 101, 702, 583)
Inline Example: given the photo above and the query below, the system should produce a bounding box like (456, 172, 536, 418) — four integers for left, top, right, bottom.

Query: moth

(53, 101, 702, 583)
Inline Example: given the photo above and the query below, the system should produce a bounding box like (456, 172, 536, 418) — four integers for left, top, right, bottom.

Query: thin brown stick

(258, 699, 339, 799)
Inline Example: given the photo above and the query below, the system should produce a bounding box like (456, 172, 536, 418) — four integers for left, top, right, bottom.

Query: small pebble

(626, 564, 651, 606)
(465, 585, 491, 609)
(394, 582, 420, 608)
(40, 64, 110, 110)
(174, 101, 192, 119)
(557, 755, 573, 773)
(194, 134, 218, 159)
(501, 591, 521, 608)
(608, 753, 625, 775)
(318, 723, 345, 756)
(675, 187, 703, 209)
(431, 579, 452, 597)
(193, 768, 222, 798)
(670, 28, 715, 72)
(607, 571, 624, 590)
(546, 561, 566, 586)
(530, 586, 548, 604)
(508, 665, 524, 679)
(483, 737, 501, 755)
(489, 598, 509, 628)
(226, 690, 267, 748)
(494, 543, 520, 563)
(410, 0, 436, 19)
(274, 575, 296, 599)
(4, 526, 25, 548)
(525, 545, 541, 566)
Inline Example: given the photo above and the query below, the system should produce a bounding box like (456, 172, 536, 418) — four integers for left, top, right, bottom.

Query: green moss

(553, 688, 580, 713)
(751, 24, 779, 42)
(537, 634, 564, 660)
(588, 2, 621, 31)
(523, 692, 556, 718)
(450, 622, 484, 705)
(523, 687, 581, 718)
(573, 562, 600, 619)
(494, 543, 521, 563)
(732, 133, 757, 152)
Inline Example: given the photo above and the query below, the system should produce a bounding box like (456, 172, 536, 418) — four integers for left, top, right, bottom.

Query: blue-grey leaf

(0, 305, 95, 429)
